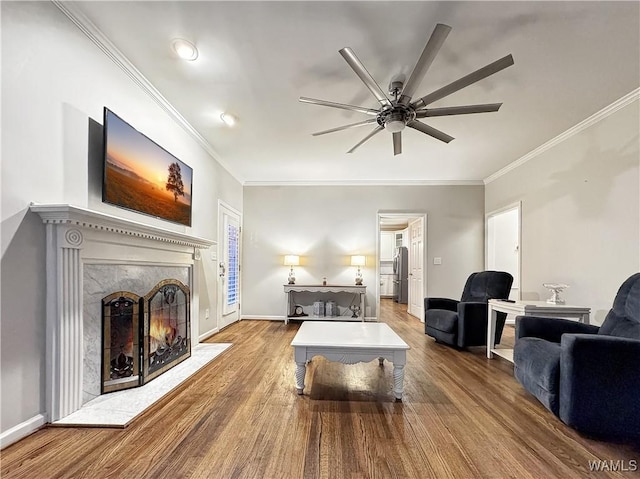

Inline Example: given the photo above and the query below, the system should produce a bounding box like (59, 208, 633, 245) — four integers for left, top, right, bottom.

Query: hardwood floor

(2, 299, 639, 478)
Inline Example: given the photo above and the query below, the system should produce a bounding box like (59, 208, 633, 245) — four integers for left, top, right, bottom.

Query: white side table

(487, 299, 591, 362)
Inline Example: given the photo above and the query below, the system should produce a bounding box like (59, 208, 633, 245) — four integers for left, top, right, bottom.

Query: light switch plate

(433, 257, 442, 265)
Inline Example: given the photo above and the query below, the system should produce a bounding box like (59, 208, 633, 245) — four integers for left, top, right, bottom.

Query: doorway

(486, 202, 521, 303)
(218, 201, 242, 330)
(377, 212, 427, 321)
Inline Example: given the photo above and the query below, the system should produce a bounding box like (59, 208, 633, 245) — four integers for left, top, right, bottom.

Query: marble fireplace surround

(31, 204, 215, 423)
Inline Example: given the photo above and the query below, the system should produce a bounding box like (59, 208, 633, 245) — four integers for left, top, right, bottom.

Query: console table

(487, 299, 591, 362)
(283, 284, 366, 324)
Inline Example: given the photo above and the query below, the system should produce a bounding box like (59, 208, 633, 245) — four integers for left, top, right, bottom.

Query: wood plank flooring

(2, 299, 639, 478)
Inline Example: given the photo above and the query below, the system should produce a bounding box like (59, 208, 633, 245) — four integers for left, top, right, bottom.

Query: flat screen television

(102, 108, 193, 226)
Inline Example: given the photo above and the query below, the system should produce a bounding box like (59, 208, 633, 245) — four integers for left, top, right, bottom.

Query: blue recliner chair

(514, 273, 640, 439)
(424, 271, 513, 348)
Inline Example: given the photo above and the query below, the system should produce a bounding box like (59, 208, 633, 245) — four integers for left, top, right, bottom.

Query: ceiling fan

(299, 23, 514, 156)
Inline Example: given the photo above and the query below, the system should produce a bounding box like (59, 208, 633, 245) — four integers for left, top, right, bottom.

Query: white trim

(244, 179, 484, 187)
(1, 414, 46, 450)
(199, 328, 219, 342)
(485, 202, 522, 300)
(376, 211, 428, 322)
(484, 88, 640, 184)
(217, 201, 242, 328)
(242, 315, 285, 321)
(240, 315, 379, 322)
(51, 1, 240, 184)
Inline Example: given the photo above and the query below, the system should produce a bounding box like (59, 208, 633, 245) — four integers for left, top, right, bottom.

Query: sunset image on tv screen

(103, 109, 192, 226)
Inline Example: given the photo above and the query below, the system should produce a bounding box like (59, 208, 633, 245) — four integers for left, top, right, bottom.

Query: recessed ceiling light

(171, 38, 198, 61)
(220, 113, 236, 127)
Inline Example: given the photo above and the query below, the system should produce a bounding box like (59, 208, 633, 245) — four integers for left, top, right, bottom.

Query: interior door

(408, 217, 425, 319)
(486, 203, 520, 301)
(218, 202, 241, 329)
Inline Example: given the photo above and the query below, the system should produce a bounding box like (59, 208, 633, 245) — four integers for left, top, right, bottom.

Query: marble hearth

(31, 204, 215, 423)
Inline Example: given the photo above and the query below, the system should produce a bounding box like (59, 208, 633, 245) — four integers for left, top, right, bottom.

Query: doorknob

(219, 262, 226, 277)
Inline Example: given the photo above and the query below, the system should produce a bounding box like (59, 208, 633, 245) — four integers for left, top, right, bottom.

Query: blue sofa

(514, 273, 640, 439)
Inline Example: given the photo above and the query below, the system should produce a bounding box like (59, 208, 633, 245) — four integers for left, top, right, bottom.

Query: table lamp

(351, 255, 365, 285)
(284, 255, 299, 284)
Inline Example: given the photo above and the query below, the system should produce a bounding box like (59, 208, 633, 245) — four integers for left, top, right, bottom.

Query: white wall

(0, 2, 242, 438)
(242, 184, 485, 319)
(485, 98, 640, 324)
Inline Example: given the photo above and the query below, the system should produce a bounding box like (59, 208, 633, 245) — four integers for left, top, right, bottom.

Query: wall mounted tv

(102, 108, 193, 226)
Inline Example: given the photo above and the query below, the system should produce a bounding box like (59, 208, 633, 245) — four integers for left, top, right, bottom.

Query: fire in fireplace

(101, 279, 190, 394)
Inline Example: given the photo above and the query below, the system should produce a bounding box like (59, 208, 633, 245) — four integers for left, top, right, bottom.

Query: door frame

(376, 211, 428, 321)
(485, 201, 521, 305)
(217, 200, 242, 330)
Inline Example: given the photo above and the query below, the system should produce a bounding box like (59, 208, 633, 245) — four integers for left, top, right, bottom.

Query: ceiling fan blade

(415, 103, 503, 118)
(339, 47, 393, 108)
(393, 132, 402, 156)
(407, 120, 454, 143)
(347, 125, 384, 153)
(412, 54, 514, 108)
(299, 96, 379, 116)
(312, 119, 378, 136)
(399, 23, 452, 105)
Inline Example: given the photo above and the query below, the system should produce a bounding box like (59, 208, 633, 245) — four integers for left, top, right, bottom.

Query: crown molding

(484, 88, 640, 184)
(243, 179, 484, 187)
(51, 1, 240, 183)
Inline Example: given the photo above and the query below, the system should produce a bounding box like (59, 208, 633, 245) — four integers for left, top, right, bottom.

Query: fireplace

(31, 204, 215, 422)
(102, 280, 190, 394)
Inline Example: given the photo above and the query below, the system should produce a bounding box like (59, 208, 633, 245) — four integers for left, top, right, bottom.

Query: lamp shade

(350, 255, 366, 267)
(284, 255, 300, 266)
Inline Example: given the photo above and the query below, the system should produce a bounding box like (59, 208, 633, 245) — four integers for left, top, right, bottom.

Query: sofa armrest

(424, 297, 458, 312)
(515, 315, 599, 342)
(559, 334, 640, 437)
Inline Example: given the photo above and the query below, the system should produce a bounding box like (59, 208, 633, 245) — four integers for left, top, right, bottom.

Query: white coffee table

(291, 321, 410, 400)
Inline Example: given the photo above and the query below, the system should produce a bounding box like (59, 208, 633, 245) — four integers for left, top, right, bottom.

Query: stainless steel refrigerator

(392, 247, 408, 304)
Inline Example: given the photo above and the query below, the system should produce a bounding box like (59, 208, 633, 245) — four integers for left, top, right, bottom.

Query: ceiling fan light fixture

(171, 38, 198, 61)
(385, 119, 405, 133)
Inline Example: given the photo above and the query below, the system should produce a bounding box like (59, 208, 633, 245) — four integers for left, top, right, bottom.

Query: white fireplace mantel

(30, 203, 216, 422)
(30, 203, 214, 249)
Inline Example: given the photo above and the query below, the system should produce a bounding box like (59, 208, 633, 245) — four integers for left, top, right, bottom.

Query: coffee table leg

(393, 364, 405, 400)
(295, 362, 306, 395)
(378, 357, 384, 366)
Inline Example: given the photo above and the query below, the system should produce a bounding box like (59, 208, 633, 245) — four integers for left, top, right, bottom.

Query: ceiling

(68, 1, 639, 184)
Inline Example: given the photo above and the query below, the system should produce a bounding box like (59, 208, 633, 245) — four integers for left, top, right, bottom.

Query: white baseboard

(241, 315, 285, 321)
(199, 327, 219, 342)
(1, 414, 46, 449)
(241, 315, 379, 322)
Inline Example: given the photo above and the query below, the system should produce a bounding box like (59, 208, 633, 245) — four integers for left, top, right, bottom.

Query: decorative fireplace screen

(142, 279, 191, 383)
(101, 279, 190, 394)
(102, 292, 141, 394)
